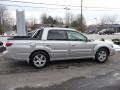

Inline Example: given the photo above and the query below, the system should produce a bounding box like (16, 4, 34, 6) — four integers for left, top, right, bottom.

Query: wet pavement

(0, 52, 120, 90)
(15, 73, 120, 90)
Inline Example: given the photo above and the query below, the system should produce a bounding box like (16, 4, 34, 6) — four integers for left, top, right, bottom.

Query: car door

(43, 30, 70, 60)
(66, 30, 94, 58)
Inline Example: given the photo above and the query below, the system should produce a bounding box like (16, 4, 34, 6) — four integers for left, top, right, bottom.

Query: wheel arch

(29, 49, 50, 61)
(95, 47, 110, 56)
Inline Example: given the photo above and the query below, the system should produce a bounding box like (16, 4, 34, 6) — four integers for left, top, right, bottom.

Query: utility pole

(1, 11, 4, 34)
(94, 18, 97, 25)
(94, 18, 97, 32)
(64, 7, 70, 27)
(81, 0, 83, 32)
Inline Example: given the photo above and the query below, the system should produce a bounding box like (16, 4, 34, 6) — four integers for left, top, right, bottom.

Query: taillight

(5, 42, 13, 47)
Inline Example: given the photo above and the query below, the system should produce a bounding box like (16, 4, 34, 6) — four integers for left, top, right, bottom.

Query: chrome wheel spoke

(34, 55, 40, 60)
(41, 59, 46, 63)
(98, 50, 107, 61)
(33, 54, 47, 67)
(34, 61, 40, 65)
(40, 55, 44, 60)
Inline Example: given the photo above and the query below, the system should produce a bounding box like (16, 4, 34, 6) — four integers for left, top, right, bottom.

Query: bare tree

(69, 13, 74, 24)
(54, 16, 63, 24)
(71, 14, 86, 32)
(0, 5, 13, 34)
(65, 12, 74, 27)
(78, 15, 86, 32)
(101, 15, 117, 25)
(0, 5, 6, 34)
(29, 17, 37, 30)
(98, 15, 117, 30)
(41, 13, 48, 24)
(41, 14, 63, 26)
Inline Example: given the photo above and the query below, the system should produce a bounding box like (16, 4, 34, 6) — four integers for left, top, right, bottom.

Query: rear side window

(32, 29, 43, 39)
(47, 30, 67, 40)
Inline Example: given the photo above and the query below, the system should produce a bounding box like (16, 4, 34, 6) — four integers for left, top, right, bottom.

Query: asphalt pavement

(0, 51, 120, 90)
(15, 73, 120, 90)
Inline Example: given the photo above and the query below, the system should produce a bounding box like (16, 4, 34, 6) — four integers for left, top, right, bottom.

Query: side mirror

(85, 37, 88, 42)
(87, 39, 91, 42)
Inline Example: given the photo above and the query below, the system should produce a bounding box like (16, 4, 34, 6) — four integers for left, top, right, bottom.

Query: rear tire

(95, 48, 109, 63)
(30, 51, 49, 69)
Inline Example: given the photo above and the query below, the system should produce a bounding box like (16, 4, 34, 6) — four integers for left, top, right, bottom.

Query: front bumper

(110, 48, 116, 56)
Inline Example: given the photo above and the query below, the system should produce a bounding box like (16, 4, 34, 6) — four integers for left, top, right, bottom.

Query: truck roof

(42, 27, 77, 31)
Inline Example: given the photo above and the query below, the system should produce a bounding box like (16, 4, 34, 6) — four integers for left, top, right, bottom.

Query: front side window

(67, 31, 87, 41)
(47, 30, 67, 40)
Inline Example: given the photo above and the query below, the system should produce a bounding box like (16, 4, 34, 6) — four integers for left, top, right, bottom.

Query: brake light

(5, 42, 13, 47)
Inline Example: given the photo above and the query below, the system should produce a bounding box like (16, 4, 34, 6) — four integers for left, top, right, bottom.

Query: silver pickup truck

(3, 27, 115, 68)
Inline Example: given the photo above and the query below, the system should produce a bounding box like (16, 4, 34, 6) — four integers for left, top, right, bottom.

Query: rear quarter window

(32, 29, 43, 39)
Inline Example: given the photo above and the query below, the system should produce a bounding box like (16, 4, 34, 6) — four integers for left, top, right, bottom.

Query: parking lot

(86, 33, 120, 40)
(0, 34, 120, 90)
(0, 51, 120, 90)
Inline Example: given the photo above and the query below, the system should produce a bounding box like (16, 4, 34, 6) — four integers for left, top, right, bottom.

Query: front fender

(93, 44, 112, 55)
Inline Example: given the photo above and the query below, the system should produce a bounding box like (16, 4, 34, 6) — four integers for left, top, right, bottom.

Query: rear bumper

(2, 50, 29, 61)
(2, 50, 16, 60)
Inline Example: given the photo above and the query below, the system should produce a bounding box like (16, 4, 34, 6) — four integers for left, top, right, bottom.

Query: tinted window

(67, 31, 87, 41)
(47, 30, 67, 40)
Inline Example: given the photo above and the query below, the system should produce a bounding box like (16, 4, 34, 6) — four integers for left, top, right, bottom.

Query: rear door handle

(72, 45, 76, 46)
(46, 45, 51, 46)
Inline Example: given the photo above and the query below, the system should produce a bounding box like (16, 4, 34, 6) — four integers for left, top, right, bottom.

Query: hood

(90, 40, 106, 44)
(89, 39, 120, 50)
(89, 39, 113, 45)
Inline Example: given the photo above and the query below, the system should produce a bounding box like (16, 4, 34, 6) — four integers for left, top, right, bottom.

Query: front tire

(95, 48, 109, 63)
(30, 51, 49, 69)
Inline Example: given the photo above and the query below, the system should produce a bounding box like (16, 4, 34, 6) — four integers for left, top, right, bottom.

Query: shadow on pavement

(0, 58, 99, 75)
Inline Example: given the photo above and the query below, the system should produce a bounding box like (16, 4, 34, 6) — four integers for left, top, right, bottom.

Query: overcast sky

(1, 0, 120, 25)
